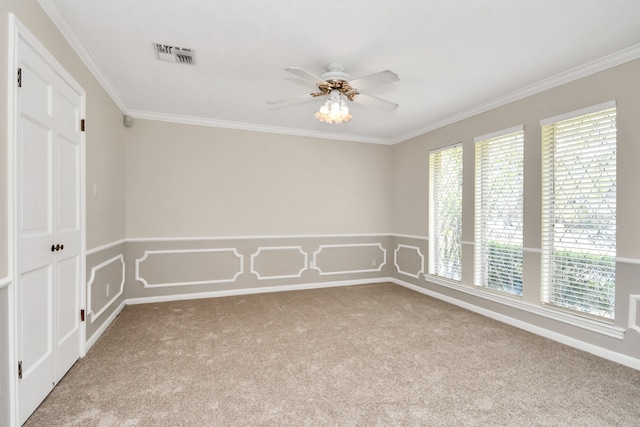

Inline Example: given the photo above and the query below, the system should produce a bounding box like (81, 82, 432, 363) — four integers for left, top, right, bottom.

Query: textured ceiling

(40, 0, 640, 144)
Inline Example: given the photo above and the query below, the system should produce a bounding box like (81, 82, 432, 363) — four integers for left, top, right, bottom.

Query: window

(541, 102, 616, 320)
(429, 144, 463, 280)
(474, 127, 524, 296)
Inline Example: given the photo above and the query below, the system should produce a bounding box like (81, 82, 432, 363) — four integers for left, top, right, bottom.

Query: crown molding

(36, 1, 640, 145)
(126, 109, 394, 145)
(392, 43, 640, 144)
(37, 0, 392, 144)
(37, 0, 129, 113)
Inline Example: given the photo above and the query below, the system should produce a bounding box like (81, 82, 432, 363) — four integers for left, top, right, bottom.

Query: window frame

(474, 126, 524, 296)
(428, 143, 463, 281)
(540, 101, 617, 321)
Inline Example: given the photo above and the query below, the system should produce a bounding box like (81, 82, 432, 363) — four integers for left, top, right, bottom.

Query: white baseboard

(85, 300, 126, 353)
(125, 277, 391, 305)
(81, 274, 639, 372)
(390, 277, 640, 371)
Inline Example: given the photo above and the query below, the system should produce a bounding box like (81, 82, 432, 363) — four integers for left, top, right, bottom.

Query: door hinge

(18, 361, 22, 379)
(80, 309, 85, 322)
(80, 119, 85, 132)
(17, 68, 22, 87)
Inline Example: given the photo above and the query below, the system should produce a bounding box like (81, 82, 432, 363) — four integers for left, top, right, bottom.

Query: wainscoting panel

(136, 248, 243, 288)
(391, 235, 428, 279)
(82, 235, 640, 371)
(394, 244, 425, 279)
(87, 255, 125, 323)
(85, 241, 127, 345)
(125, 235, 393, 300)
(250, 246, 307, 280)
(312, 243, 386, 276)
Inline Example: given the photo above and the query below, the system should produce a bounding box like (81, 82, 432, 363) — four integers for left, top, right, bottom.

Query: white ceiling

(40, 0, 640, 144)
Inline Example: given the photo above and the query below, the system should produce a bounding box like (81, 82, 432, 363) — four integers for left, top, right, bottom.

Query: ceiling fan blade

(266, 93, 317, 106)
(348, 70, 399, 91)
(285, 67, 328, 86)
(352, 93, 398, 112)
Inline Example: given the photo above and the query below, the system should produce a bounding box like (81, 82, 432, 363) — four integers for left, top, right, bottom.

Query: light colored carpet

(25, 283, 640, 426)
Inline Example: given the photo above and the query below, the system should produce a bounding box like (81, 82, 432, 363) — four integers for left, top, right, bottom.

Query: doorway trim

(7, 14, 87, 426)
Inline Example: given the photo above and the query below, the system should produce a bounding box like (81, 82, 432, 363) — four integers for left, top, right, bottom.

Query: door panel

(19, 61, 53, 124)
(16, 36, 84, 424)
(56, 256, 79, 345)
(55, 254, 80, 380)
(18, 118, 52, 235)
(18, 266, 53, 374)
(17, 264, 54, 425)
(56, 134, 79, 232)
(57, 90, 79, 137)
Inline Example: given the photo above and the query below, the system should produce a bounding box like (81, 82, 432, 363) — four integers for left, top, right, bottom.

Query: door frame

(7, 14, 87, 426)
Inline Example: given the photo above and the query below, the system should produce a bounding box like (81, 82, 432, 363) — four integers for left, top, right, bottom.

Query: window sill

(422, 274, 625, 340)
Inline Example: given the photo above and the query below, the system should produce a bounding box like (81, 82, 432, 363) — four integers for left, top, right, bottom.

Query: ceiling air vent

(153, 43, 195, 64)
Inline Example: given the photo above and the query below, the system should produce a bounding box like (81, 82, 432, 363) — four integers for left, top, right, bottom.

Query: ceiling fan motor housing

(320, 62, 351, 82)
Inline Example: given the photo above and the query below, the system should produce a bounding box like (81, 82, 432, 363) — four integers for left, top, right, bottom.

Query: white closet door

(16, 37, 83, 425)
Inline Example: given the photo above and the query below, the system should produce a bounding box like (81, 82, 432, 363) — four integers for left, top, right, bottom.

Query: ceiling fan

(267, 63, 399, 123)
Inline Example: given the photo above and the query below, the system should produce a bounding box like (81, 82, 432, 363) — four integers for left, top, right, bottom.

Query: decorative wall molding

(615, 256, 640, 266)
(135, 248, 243, 288)
(629, 294, 640, 334)
(312, 243, 386, 276)
(86, 255, 125, 323)
(127, 109, 392, 145)
(127, 233, 389, 243)
(0, 277, 11, 290)
(393, 234, 428, 241)
(394, 244, 425, 279)
(86, 239, 126, 256)
(250, 246, 308, 280)
(86, 236, 640, 264)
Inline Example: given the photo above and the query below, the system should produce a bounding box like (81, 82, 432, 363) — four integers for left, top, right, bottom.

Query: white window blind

(474, 128, 524, 295)
(429, 145, 463, 281)
(541, 105, 616, 320)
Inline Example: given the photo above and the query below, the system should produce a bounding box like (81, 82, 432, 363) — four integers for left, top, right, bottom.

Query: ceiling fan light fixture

(315, 91, 352, 124)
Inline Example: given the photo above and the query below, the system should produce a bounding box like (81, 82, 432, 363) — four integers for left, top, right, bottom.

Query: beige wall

(392, 59, 640, 257)
(125, 120, 392, 238)
(391, 59, 640, 360)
